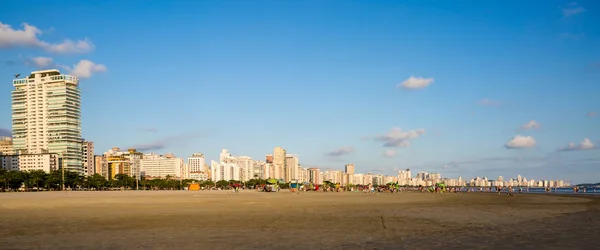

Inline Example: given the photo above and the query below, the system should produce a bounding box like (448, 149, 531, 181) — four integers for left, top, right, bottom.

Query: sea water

(457, 187, 600, 195)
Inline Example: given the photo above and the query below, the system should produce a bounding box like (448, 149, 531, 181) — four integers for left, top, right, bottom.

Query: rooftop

(31, 69, 61, 74)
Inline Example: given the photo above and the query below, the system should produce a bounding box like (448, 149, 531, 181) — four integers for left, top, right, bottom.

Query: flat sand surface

(1, 191, 599, 249)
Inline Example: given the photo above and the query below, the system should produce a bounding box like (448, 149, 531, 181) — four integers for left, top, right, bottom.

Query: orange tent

(189, 183, 201, 191)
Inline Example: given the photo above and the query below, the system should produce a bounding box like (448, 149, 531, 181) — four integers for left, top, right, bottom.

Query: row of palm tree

(0, 169, 285, 191)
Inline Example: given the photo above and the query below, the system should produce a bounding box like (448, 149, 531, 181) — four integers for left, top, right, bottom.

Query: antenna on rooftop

(14, 73, 20, 78)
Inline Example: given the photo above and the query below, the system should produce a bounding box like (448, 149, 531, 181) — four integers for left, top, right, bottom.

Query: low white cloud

(478, 98, 502, 106)
(375, 127, 425, 148)
(0, 22, 94, 54)
(559, 138, 596, 152)
(65, 60, 107, 78)
(587, 111, 597, 117)
(562, 3, 586, 17)
(382, 149, 397, 158)
(398, 76, 434, 90)
(505, 135, 536, 149)
(27, 56, 53, 68)
(327, 146, 354, 157)
(521, 120, 541, 130)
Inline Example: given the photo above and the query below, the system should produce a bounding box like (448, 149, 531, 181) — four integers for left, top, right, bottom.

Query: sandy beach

(1, 190, 598, 249)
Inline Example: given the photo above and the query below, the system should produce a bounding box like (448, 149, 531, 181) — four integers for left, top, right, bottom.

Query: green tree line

(0, 169, 279, 191)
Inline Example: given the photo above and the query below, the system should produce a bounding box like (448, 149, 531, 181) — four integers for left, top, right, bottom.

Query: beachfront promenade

(1, 191, 598, 249)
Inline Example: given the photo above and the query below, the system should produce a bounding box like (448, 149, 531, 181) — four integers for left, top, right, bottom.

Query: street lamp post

(62, 150, 66, 191)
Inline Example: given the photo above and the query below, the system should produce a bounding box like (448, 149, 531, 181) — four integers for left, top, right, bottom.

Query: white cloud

(327, 146, 354, 157)
(587, 111, 597, 117)
(0, 22, 94, 54)
(562, 3, 586, 17)
(44, 39, 94, 54)
(382, 149, 397, 158)
(478, 98, 502, 106)
(376, 127, 425, 148)
(66, 60, 107, 79)
(521, 120, 541, 130)
(398, 76, 434, 90)
(505, 135, 536, 149)
(581, 138, 595, 150)
(559, 138, 596, 152)
(28, 56, 54, 68)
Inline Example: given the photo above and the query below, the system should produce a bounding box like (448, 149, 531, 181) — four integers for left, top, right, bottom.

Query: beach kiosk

(264, 178, 280, 192)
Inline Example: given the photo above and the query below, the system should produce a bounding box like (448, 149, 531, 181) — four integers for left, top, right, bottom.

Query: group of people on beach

(245, 183, 598, 196)
(572, 186, 588, 193)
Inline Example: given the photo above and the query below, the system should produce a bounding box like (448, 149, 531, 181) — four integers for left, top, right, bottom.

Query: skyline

(1, 0, 599, 182)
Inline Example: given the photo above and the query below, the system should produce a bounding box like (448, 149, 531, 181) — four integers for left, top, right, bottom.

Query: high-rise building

(219, 149, 232, 163)
(236, 156, 253, 181)
(285, 154, 299, 182)
(12, 69, 83, 173)
(252, 160, 266, 179)
(94, 155, 103, 175)
(298, 166, 309, 183)
(416, 171, 428, 180)
(187, 153, 206, 181)
(82, 141, 94, 176)
(273, 147, 286, 180)
(188, 153, 206, 172)
(344, 164, 355, 175)
(308, 168, 320, 184)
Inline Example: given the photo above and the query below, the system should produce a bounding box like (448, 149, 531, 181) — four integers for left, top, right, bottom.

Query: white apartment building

(12, 70, 83, 173)
(285, 154, 299, 182)
(82, 141, 94, 176)
(211, 160, 240, 182)
(398, 169, 411, 183)
(273, 147, 286, 180)
(181, 163, 190, 179)
(352, 173, 364, 185)
(140, 153, 184, 179)
(307, 168, 320, 184)
(345, 164, 355, 175)
(219, 149, 232, 163)
(0, 153, 58, 172)
(363, 173, 374, 185)
(323, 170, 344, 184)
(430, 173, 441, 182)
(252, 160, 266, 179)
(187, 153, 206, 172)
(297, 166, 309, 183)
(236, 156, 253, 181)
(264, 163, 274, 179)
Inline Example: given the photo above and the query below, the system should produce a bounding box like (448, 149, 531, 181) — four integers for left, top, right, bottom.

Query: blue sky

(1, 0, 599, 182)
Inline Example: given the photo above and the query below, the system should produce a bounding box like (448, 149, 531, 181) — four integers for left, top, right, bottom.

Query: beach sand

(0, 190, 598, 249)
